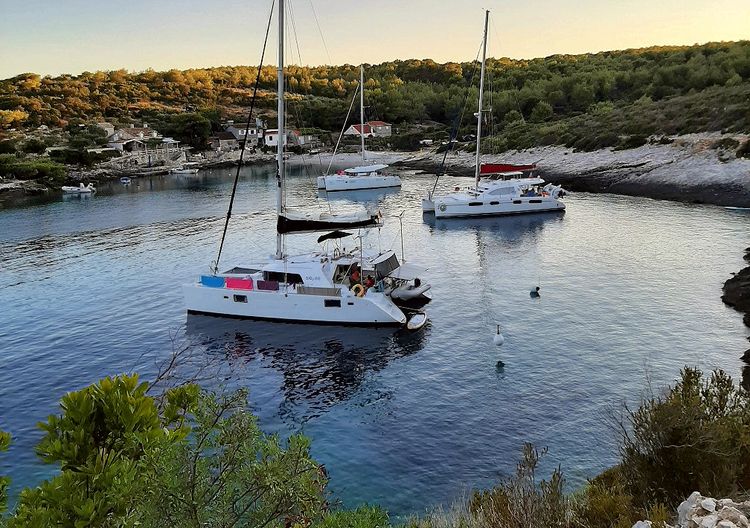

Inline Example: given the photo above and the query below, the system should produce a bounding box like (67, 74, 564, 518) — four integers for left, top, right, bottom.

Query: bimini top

(480, 163, 536, 175)
(344, 164, 388, 175)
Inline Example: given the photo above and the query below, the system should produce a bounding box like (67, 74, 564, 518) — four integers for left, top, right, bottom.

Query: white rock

(633, 521, 653, 528)
(717, 521, 738, 528)
(680, 493, 704, 525)
(703, 499, 718, 513)
(700, 514, 719, 528)
(717, 507, 750, 528)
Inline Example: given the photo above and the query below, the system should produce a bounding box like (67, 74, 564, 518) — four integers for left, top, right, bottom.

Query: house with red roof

(343, 121, 392, 138)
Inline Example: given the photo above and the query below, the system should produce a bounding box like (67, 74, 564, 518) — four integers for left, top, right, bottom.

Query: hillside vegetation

(1, 41, 749, 150)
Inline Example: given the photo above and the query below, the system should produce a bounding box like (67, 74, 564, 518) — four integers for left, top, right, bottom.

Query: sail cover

(480, 163, 537, 175)
(278, 210, 381, 234)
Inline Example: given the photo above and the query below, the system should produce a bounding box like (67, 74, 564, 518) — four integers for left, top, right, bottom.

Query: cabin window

(513, 200, 522, 204)
(468, 202, 483, 206)
(233, 295, 247, 303)
(264, 271, 304, 284)
(324, 299, 341, 308)
(529, 199, 542, 204)
(490, 201, 499, 205)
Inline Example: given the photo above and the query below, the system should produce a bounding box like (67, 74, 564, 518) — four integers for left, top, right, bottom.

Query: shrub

(617, 368, 750, 507)
(615, 134, 649, 150)
(0, 428, 9, 515)
(571, 467, 637, 528)
(316, 506, 390, 528)
(0, 141, 16, 154)
(468, 444, 568, 528)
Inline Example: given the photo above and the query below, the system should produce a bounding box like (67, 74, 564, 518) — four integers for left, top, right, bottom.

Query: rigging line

(308, 0, 332, 64)
(285, 0, 328, 209)
(326, 84, 360, 176)
(212, 0, 275, 275)
(430, 39, 484, 197)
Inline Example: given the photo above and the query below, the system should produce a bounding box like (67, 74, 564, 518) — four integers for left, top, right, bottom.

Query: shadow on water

(185, 315, 429, 422)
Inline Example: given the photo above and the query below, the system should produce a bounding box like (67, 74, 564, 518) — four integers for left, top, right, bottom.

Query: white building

(224, 123, 262, 147)
(343, 120, 392, 138)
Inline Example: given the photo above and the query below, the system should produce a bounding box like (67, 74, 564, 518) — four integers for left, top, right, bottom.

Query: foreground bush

(3, 375, 328, 528)
(618, 368, 750, 507)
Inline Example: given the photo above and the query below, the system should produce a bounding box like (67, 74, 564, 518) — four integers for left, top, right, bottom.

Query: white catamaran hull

(317, 174, 401, 191)
(184, 284, 407, 326)
(434, 196, 565, 218)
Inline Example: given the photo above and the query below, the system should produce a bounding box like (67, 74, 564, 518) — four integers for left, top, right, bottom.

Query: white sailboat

(421, 11, 565, 218)
(317, 66, 401, 192)
(183, 0, 430, 327)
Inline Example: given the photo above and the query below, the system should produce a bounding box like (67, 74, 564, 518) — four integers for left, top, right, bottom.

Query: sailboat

(421, 11, 565, 218)
(317, 66, 401, 192)
(183, 0, 430, 327)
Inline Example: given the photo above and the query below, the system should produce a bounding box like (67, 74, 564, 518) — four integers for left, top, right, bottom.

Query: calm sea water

(1, 164, 748, 516)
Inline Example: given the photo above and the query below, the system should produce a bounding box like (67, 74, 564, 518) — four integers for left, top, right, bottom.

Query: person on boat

(364, 275, 375, 289)
(350, 266, 361, 284)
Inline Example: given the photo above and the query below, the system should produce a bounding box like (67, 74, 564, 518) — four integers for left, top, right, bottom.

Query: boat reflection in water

(317, 186, 401, 205)
(185, 315, 429, 422)
(425, 209, 565, 241)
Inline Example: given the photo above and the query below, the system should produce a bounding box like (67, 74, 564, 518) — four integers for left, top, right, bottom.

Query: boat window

(264, 271, 303, 284)
(468, 202, 483, 206)
(529, 199, 543, 204)
(324, 299, 341, 308)
(513, 200, 522, 204)
(490, 201, 499, 205)
(490, 187, 515, 196)
(233, 295, 248, 303)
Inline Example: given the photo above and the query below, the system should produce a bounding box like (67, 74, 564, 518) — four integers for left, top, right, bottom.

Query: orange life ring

(351, 284, 365, 297)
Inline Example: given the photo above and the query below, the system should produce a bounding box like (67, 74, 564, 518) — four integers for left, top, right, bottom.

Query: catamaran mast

(360, 65, 366, 163)
(474, 10, 489, 189)
(276, 0, 285, 259)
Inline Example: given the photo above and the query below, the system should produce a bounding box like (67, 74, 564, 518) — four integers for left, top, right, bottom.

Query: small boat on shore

(120, 177, 132, 184)
(62, 183, 96, 194)
(171, 167, 199, 174)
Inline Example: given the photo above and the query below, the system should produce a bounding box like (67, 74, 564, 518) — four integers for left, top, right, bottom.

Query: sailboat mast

(474, 10, 489, 189)
(360, 65, 366, 163)
(276, 0, 285, 259)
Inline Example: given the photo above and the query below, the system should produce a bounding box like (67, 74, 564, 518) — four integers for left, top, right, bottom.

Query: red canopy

(480, 163, 536, 174)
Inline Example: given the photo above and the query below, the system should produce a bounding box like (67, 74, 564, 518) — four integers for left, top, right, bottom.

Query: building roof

(367, 120, 391, 127)
(211, 131, 238, 140)
(348, 124, 373, 134)
(110, 127, 161, 141)
(265, 129, 300, 135)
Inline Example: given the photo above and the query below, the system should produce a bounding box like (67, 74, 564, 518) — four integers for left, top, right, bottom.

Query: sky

(0, 0, 748, 79)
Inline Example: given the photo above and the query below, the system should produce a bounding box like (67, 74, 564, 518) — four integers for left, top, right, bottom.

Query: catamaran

(183, 0, 430, 327)
(421, 11, 565, 218)
(317, 66, 401, 192)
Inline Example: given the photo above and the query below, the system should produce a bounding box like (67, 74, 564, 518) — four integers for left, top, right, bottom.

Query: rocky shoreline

(394, 132, 750, 208)
(723, 247, 750, 363)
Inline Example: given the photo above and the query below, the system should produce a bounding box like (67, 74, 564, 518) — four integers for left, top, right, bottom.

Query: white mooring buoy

(493, 324, 505, 346)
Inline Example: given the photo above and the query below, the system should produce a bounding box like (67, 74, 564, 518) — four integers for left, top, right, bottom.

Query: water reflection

(185, 315, 429, 422)
(425, 210, 564, 234)
(318, 187, 401, 205)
